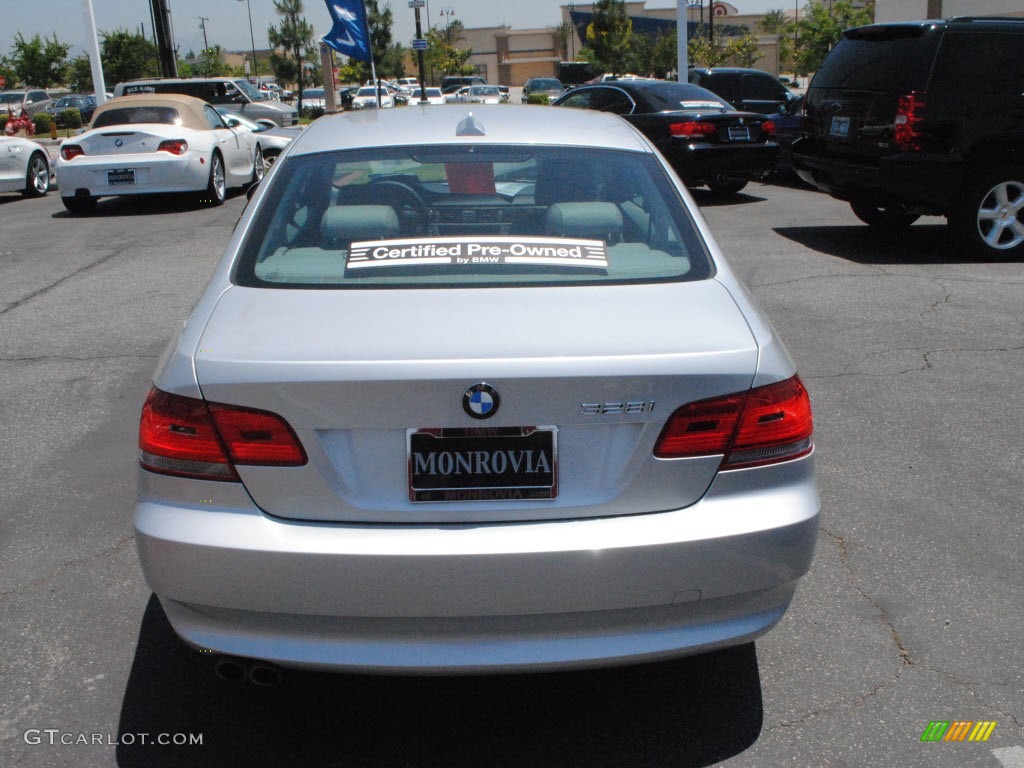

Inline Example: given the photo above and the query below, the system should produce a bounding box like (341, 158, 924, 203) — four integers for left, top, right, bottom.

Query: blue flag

(322, 0, 372, 62)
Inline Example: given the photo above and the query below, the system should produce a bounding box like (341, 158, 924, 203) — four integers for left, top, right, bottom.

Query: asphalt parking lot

(0, 179, 1020, 768)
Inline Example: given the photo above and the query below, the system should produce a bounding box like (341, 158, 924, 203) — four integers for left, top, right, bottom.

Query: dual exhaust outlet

(214, 656, 283, 687)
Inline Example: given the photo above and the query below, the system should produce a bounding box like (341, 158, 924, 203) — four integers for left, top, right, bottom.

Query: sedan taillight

(61, 144, 84, 160)
(654, 375, 813, 469)
(139, 388, 306, 481)
(761, 120, 776, 138)
(158, 139, 188, 155)
(669, 121, 717, 138)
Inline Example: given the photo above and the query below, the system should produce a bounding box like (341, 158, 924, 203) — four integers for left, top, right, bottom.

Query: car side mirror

(226, 118, 241, 128)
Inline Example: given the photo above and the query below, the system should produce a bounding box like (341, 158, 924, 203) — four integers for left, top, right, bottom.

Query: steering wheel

(366, 181, 428, 236)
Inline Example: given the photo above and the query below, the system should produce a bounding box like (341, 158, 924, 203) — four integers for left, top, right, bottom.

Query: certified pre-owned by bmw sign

(134, 105, 820, 675)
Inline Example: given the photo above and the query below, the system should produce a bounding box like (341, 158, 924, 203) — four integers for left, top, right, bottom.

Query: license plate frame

(829, 116, 851, 138)
(407, 426, 557, 502)
(727, 125, 751, 142)
(107, 169, 136, 185)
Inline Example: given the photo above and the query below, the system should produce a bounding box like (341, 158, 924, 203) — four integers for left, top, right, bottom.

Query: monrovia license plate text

(408, 427, 557, 502)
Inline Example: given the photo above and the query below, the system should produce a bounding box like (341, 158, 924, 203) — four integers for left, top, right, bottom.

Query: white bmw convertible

(56, 93, 264, 214)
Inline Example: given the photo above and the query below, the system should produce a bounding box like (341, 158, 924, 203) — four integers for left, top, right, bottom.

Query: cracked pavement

(1, 181, 1021, 767)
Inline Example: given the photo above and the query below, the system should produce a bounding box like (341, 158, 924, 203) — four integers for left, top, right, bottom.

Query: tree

(651, 32, 678, 79)
(425, 26, 474, 77)
(268, 0, 314, 109)
(688, 25, 728, 68)
(67, 55, 94, 93)
(9, 33, 71, 87)
(760, 8, 793, 66)
(584, 0, 632, 76)
(794, 1, 872, 75)
(548, 21, 574, 61)
(101, 29, 159, 86)
(725, 33, 763, 68)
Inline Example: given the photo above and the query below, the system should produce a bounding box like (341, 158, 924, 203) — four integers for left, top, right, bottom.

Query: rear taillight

(654, 375, 813, 469)
(893, 92, 926, 151)
(761, 120, 776, 138)
(158, 139, 188, 155)
(670, 121, 717, 138)
(61, 144, 84, 160)
(139, 388, 306, 481)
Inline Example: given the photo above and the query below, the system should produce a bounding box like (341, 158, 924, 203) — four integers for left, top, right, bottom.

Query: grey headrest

(546, 202, 623, 240)
(321, 205, 400, 247)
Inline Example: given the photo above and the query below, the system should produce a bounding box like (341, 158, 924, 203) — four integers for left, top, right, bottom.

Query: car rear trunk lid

(193, 281, 760, 523)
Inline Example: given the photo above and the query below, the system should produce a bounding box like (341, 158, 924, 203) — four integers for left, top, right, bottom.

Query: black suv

(688, 68, 804, 168)
(792, 18, 1024, 258)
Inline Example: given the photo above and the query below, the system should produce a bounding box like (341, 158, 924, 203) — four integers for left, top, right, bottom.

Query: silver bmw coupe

(135, 104, 820, 674)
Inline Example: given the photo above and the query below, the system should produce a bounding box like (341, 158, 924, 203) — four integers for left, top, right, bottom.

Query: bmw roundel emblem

(462, 383, 500, 420)
(114, 138, 123, 147)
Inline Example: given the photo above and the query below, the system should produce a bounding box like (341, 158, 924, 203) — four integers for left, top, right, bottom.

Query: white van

(114, 78, 298, 127)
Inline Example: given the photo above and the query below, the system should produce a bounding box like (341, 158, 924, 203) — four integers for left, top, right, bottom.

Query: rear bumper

(661, 140, 779, 184)
(791, 142, 966, 213)
(135, 454, 819, 673)
(56, 151, 209, 197)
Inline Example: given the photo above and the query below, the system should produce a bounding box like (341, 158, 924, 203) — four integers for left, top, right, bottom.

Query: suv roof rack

(947, 16, 1024, 24)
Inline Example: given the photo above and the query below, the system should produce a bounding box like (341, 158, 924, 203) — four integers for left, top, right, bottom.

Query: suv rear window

(811, 27, 938, 92)
(236, 145, 711, 289)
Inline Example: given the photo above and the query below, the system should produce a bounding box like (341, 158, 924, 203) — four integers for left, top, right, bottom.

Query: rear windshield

(235, 144, 712, 289)
(634, 83, 731, 112)
(93, 106, 181, 127)
(811, 28, 938, 91)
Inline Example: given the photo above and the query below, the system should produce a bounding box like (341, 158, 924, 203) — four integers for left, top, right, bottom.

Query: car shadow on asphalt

(770, 223, 1013, 265)
(50, 190, 249, 218)
(116, 596, 764, 768)
(690, 189, 769, 208)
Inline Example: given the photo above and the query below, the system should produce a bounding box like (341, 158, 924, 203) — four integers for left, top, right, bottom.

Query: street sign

(412, 38, 428, 50)
(408, 0, 425, 6)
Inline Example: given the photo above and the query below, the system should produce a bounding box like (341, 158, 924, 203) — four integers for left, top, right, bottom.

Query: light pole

(440, 6, 454, 46)
(238, 0, 259, 84)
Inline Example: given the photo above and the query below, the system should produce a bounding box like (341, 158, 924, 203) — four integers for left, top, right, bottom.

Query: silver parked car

(215, 107, 303, 168)
(135, 105, 819, 674)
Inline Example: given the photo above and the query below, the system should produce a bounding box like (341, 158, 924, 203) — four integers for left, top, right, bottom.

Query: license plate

(829, 116, 851, 138)
(727, 126, 750, 141)
(408, 427, 557, 502)
(107, 169, 135, 185)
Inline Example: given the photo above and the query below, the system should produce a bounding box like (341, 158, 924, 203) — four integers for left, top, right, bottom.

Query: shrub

(57, 108, 83, 130)
(33, 112, 54, 135)
(301, 106, 325, 120)
(526, 93, 550, 105)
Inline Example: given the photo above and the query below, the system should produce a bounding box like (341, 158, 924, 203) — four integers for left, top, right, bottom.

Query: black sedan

(45, 94, 97, 124)
(553, 79, 778, 196)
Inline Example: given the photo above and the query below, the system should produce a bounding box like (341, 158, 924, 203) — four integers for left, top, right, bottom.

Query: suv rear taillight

(139, 388, 306, 481)
(894, 92, 926, 151)
(654, 375, 813, 469)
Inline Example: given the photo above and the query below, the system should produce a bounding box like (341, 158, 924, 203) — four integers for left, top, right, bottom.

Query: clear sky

(4, 1, 786, 65)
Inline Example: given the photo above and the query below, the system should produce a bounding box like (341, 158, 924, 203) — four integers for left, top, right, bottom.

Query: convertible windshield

(236, 144, 711, 288)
